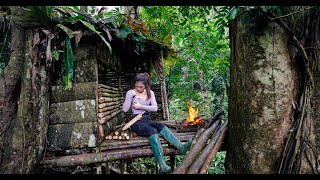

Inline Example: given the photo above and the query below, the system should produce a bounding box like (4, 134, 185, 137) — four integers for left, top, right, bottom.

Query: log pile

(97, 84, 124, 125)
(104, 127, 137, 141)
(172, 111, 228, 174)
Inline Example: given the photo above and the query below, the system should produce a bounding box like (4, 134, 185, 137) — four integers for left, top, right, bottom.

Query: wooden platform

(41, 122, 196, 168)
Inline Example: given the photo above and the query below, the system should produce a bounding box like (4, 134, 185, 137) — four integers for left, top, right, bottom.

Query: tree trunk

(0, 6, 25, 173)
(226, 11, 318, 174)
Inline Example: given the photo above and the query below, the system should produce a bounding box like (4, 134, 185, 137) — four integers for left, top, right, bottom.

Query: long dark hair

(135, 72, 151, 99)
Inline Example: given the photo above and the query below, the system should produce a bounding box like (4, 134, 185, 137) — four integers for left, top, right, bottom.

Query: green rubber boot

(149, 134, 172, 174)
(160, 127, 193, 154)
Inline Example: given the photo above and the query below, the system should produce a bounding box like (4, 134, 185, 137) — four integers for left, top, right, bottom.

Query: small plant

(207, 151, 226, 174)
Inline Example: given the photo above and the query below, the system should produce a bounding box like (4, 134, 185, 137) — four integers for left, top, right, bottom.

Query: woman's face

(135, 81, 146, 93)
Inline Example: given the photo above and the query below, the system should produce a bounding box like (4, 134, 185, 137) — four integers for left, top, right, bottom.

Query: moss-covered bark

(226, 15, 297, 174)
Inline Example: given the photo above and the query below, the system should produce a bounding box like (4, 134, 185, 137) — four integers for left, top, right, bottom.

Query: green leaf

(79, 20, 112, 53)
(228, 6, 239, 20)
(116, 25, 133, 39)
(57, 24, 75, 39)
(53, 50, 60, 61)
(64, 36, 74, 90)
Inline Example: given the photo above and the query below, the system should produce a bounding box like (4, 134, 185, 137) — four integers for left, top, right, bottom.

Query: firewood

(187, 120, 228, 174)
(106, 135, 113, 140)
(112, 135, 118, 140)
(114, 130, 120, 136)
(172, 119, 221, 174)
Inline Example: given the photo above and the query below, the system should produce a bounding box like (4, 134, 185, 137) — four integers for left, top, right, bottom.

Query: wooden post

(160, 50, 169, 120)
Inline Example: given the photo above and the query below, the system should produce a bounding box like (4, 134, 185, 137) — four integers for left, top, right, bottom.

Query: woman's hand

(132, 102, 141, 109)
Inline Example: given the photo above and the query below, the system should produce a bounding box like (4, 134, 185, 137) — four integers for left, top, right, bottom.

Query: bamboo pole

(98, 97, 124, 104)
(98, 92, 123, 98)
(98, 108, 120, 118)
(187, 120, 228, 174)
(98, 110, 121, 124)
(99, 101, 123, 109)
(97, 87, 121, 94)
(171, 119, 221, 174)
(98, 104, 122, 113)
(98, 84, 120, 91)
(41, 147, 180, 168)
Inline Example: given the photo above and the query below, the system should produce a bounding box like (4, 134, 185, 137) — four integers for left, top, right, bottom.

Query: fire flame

(183, 101, 203, 126)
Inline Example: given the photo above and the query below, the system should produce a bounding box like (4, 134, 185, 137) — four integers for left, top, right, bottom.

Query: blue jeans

(130, 113, 166, 137)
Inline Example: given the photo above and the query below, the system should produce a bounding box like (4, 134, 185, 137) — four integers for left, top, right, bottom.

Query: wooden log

(189, 111, 224, 149)
(171, 120, 221, 174)
(98, 108, 121, 118)
(98, 110, 122, 124)
(49, 99, 97, 125)
(199, 121, 228, 174)
(203, 111, 224, 129)
(50, 81, 96, 103)
(99, 101, 123, 108)
(99, 104, 122, 113)
(98, 84, 121, 91)
(98, 92, 123, 98)
(98, 87, 121, 94)
(42, 147, 180, 168)
(98, 97, 124, 104)
(187, 120, 228, 174)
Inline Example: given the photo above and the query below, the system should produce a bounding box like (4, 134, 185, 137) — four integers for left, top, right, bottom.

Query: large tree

(226, 6, 320, 174)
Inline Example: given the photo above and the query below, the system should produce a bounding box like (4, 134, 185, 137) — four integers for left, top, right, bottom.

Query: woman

(122, 72, 192, 174)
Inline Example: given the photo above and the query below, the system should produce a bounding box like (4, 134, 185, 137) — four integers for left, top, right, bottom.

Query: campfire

(176, 101, 205, 132)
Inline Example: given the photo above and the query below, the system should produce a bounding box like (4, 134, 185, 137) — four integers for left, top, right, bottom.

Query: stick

(122, 111, 146, 131)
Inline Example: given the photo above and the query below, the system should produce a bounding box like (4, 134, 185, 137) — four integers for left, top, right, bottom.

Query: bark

(0, 6, 25, 168)
(172, 120, 221, 174)
(226, 13, 300, 174)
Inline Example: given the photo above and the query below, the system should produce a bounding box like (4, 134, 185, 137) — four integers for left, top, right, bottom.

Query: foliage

(140, 6, 230, 120)
(207, 151, 226, 174)
(8, 6, 160, 89)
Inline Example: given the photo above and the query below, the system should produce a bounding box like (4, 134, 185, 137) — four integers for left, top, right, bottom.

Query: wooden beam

(41, 147, 180, 168)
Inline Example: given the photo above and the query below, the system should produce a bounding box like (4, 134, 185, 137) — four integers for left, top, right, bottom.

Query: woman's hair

(135, 72, 151, 99)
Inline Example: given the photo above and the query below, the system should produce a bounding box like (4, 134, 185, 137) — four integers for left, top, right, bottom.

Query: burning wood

(176, 102, 205, 132)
